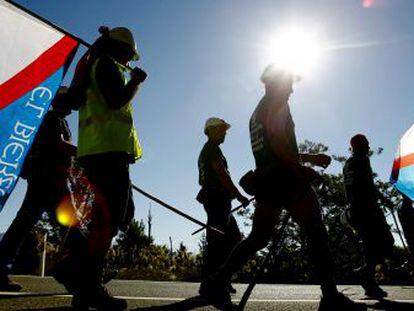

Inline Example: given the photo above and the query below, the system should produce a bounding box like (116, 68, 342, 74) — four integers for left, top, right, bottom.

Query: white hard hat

(108, 27, 139, 61)
(204, 117, 231, 134)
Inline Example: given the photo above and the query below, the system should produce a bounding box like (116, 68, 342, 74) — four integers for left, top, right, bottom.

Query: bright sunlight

(262, 27, 324, 76)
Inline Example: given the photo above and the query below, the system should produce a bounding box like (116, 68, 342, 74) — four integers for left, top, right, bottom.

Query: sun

(262, 27, 324, 76)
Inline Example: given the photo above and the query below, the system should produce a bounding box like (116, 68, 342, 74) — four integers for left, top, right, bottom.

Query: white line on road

(2, 292, 414, 304)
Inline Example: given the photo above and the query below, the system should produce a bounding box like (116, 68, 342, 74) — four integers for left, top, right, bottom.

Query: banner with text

(0, 0, 78, 210)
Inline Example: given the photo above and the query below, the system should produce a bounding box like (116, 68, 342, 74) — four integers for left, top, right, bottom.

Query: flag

(391, 124, 414, 200)
(0, 0, 79, 211)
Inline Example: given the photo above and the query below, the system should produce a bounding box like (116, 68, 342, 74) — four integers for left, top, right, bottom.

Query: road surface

(0, 276, 413, 310)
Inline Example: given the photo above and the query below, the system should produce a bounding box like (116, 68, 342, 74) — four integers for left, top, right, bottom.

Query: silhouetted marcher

(197, 118, 249, 297)
(203, 65, 361, 310)
(53, 26, 147, 311)
(343, 134, 394, 299)
(399, 195, 414, 254)
(0, 89, 75, 291)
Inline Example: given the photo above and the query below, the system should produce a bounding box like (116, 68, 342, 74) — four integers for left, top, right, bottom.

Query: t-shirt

(343, 155, 378, 205)
(198, 141, 229, 190)
(250, 96, 299, 169)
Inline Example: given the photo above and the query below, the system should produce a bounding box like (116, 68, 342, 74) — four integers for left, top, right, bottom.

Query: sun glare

(263, 28, 324, 76)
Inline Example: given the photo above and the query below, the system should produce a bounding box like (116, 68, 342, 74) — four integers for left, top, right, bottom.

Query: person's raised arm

(95, 56, 146, 109)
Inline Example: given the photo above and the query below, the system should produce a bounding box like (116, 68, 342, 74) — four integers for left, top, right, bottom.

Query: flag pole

(4, 0, 91, 48)
(132, 184, 224, 235)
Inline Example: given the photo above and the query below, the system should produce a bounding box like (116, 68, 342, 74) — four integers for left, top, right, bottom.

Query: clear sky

(1, 0, 414, 252)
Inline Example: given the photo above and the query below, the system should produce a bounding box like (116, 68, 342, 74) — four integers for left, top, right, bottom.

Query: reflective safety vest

(77, 58, 142, 160)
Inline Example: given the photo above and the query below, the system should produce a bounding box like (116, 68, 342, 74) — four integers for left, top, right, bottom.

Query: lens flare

(362, 0, 374, 8)
(56, 197, 78, 227)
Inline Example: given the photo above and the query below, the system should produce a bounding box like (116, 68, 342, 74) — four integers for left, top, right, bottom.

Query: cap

(204, 117, 231, 134)
(260, 64, 300, 85)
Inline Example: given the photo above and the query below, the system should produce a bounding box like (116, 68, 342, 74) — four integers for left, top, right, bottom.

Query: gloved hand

(131, 67, 147, 83)
(236, 193, 250, 207)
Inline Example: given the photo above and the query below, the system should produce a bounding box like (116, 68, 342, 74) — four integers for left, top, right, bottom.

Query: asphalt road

(0, 276, 413, 310)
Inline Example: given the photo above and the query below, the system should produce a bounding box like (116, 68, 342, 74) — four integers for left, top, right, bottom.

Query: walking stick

(191, 198, 255, 236)
(132, 184, 224, 235)
(238, 212, 290, 310)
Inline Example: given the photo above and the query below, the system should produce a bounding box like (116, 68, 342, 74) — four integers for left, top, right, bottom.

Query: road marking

(2, 292, 414, 304)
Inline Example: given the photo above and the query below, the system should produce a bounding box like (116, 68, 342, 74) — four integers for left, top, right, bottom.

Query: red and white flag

(0, 0, 79, 210)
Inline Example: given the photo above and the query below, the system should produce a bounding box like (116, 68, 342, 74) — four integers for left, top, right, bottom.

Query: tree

(114, 219, 153, 267)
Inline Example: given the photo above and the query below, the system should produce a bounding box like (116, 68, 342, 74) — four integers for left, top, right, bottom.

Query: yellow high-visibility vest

(77, 58, 142, 160)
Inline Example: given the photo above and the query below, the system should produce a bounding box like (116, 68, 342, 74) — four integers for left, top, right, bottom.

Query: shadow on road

(16, 308, 72, 311)
(369, 299, 414, 311)
(131, 296, 209, 311)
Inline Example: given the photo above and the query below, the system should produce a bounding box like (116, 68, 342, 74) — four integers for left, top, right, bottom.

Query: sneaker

(319, 292, 366, 311)
(363, 284, 388, 299)
(0, 274, 22, 292)
(72, 286, 127, 311)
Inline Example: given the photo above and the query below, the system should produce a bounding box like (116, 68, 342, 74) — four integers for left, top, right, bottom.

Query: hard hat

(108, 27, 139, 61)
(350, 134, 369, 150)
(204, 117, 231, 134)
(260, 64, 300, 85)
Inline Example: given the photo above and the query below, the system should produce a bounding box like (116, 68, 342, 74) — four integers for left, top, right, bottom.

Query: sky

(1, 0, 414, 252)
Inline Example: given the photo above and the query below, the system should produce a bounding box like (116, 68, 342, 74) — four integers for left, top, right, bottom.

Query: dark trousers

(203, 197, 241, 278)
(351, 203, 394, 286)
(399, 197, 414, 255)
(56, 152, 134, 294)
(0, 176, 66, 273)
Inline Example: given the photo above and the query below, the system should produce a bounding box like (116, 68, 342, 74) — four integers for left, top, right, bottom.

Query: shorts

(255, 165, 311, 208)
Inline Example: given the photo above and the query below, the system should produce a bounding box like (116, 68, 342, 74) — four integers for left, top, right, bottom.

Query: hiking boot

(363, 284, 388, 299)
(72, 286, 127, 311)
(319, 292, 366, 311)
(0, 272, 22, 292)
(228, 283, 237, 295)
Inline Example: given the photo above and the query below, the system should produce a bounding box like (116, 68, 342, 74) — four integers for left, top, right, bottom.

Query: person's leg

(73, 154, 130, 309)
(223, 214, 242, 294)
(288, 188, 362, 310)
(357, 213, 388, 298)
(288, 188, 336, 297)
(0, 182, 44, 290)
(226, 215, 242, 252)
(204, 210, 228, 276)
(215, 201, 281, 285)
(203, 198, 234, 277)
(399, 197, 414, 254)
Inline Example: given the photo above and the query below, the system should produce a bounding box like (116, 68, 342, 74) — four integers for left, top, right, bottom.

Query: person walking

(0, 89, 75, 291)
(203, 65, 362, 310)
(197, 117, 249, 297)
(53, 26, 147, 310)
(343, 134, 395, 299)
